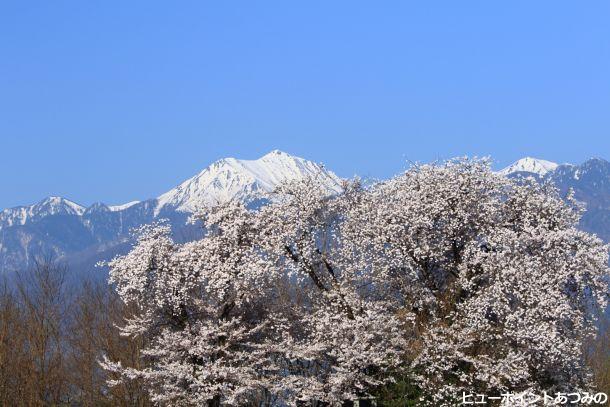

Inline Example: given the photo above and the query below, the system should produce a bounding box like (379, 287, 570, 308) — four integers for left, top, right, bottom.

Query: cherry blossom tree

(256, 178, 409, 404)
(103, 185, 407, 405)
(342, 159, 609, 405)
(102, 205, 289, 406)
(103, 158, 608, 406)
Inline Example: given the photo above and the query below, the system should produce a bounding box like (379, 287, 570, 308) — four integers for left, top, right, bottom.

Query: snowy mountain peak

(0, 196, 85, 228)
(262, 149, 289, 158)
(34, 196, 86, 216)
(499, 157, 559, 177)
(155, 151, 342, 214)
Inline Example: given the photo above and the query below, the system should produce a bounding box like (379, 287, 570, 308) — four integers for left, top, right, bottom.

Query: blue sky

(1, 1, 609, 209)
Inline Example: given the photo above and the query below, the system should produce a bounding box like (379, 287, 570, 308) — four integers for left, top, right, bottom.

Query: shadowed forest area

(0, 260, 151, 406)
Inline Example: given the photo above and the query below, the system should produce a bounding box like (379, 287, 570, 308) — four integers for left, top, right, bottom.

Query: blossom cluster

(103, 158, 609, 406)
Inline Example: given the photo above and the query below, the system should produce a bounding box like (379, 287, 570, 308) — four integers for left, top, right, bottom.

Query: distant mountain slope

(502, 157, 610, 242)
(0, 151, 341, 273)
(547, 158, 610, 242)
(0, 198, 159, 274)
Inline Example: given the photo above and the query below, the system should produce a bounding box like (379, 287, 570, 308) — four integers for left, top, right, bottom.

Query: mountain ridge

(0, 151, 340, 272)
(2, 153, 609, 274)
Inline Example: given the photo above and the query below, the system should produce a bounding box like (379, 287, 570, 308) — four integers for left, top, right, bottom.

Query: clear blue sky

(1, 1, 609, 209)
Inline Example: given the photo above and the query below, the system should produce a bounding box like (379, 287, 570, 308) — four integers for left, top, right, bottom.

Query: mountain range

(1, 152, 609, 275)
(0, 150, 341, 275)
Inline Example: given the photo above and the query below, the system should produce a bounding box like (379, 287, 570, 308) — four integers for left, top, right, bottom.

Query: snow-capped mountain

(498, 157, 559, 177)
(0, 151, 341, 272)
(2, 152, 609, 275)
(0, 196, 85, 228)
(156, 150, 341, 214)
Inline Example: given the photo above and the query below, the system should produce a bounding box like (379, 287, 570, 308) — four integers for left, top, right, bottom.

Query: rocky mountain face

(0, 197, 160, 275)
(547, 159, 610, 242)
(501, 157, 610, 242)
(0, 151, 341, 274)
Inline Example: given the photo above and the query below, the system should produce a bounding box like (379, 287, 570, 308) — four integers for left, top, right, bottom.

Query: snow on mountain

(109, 201, 140, 212)
(0, 196, 85, 229)
(498, 157, 559, 177)
(0, 150, 340, 229)
(1, 152, 609, 274)
(0, 150, 342, 272)
(155, 150, 342, 214)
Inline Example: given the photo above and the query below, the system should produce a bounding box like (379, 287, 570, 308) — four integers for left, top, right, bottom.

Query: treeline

(0, 260, 150, 406)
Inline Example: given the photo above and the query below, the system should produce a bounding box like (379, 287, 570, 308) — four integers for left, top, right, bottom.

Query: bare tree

(586, 311, 610, 406)
(69, 279, 151, 406)
(11, 258, 72, 405)
(0, 279, 28, 405)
